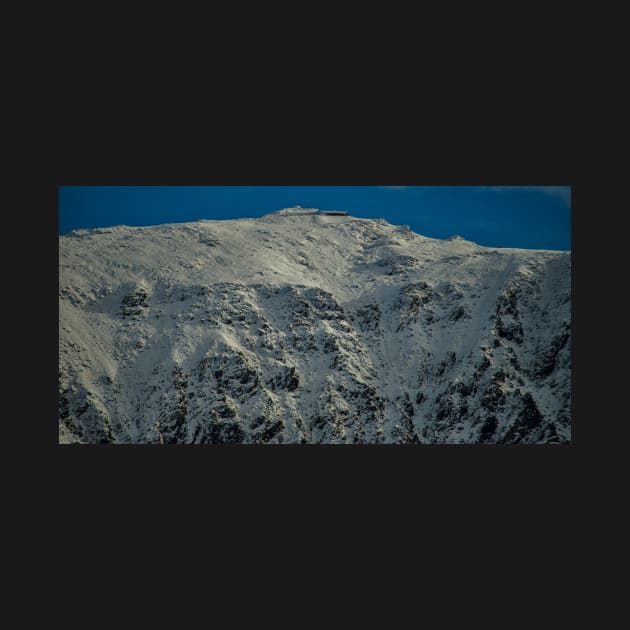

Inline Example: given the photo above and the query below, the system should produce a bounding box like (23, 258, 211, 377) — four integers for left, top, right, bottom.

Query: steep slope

(59, 207, 571, 444)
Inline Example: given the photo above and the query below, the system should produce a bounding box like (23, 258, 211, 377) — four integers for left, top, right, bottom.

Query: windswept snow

(59, 207, 571, 444)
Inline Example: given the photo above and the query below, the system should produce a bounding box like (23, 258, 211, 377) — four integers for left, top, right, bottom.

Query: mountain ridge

(59, 208, 571, 444)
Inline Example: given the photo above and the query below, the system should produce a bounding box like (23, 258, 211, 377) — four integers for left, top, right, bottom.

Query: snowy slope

(59, 207, 571, 444)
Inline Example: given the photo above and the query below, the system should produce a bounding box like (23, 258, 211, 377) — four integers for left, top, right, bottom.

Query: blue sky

(59, 186, 571, 250)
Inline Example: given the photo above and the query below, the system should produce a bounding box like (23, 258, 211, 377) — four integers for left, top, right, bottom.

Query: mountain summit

(59, 210, 571, 444)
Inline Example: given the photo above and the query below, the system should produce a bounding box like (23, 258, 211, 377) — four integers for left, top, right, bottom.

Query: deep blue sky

(59, 186, 571, 250)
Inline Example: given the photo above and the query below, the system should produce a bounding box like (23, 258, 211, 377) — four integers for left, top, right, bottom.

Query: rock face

(59, 207, 571, 444)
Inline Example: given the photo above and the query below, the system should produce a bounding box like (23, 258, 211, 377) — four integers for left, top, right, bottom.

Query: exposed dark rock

(478, 416, 498, 443)
(534, 323, 570, 379)
(500, 393, 544, 443)
(121, 287, 150, 318)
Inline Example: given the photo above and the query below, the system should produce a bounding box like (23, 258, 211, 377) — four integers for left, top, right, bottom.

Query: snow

(59, 208, 571, 444)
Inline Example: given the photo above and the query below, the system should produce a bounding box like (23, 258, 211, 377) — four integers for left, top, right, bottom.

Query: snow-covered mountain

(59, 207, 571, 444)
